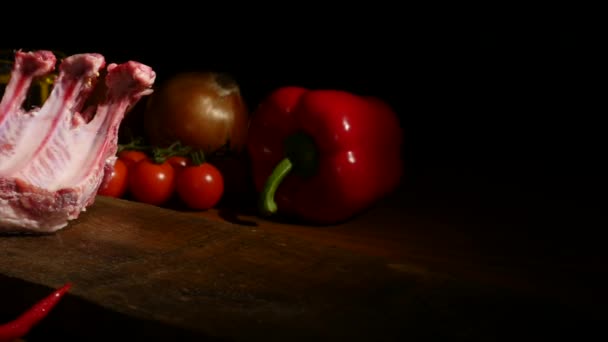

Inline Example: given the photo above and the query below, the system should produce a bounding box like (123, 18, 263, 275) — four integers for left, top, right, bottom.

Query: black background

(3, 18, 601, 234)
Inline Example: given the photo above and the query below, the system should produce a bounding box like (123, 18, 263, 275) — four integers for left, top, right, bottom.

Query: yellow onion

(143, 71, 249, 155)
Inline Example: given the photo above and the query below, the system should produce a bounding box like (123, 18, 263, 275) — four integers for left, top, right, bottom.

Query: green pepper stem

(260, 158, 293, 216)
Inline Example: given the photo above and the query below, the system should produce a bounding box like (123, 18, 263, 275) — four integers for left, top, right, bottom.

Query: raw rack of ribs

(0, 50, 155, 234)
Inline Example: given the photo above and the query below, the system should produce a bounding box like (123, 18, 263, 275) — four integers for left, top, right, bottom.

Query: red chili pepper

(246, 86, 404, 224)
(0, 283, 71, 342)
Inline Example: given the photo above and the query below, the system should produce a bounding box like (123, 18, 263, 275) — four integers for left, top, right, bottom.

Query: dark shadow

(217, 206, 258, 227)
(0, 275, 231, 342)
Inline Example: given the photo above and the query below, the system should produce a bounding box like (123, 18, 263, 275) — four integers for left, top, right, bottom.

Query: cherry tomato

(128, 159, 176, 206)
(176, 163, 224, 210)
(118, 150, 148, 170)
(167, 156, 192, 171)
(97, 159, 128, 198)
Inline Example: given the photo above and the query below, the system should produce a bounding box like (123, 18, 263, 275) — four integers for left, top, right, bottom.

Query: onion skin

(143, 72, 249, 155)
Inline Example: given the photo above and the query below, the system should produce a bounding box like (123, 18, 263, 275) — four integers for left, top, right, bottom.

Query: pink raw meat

(0, 50, 155, 234)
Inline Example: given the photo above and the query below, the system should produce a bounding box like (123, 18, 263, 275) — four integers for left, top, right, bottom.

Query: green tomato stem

(191, 149, 206, 166)
(117, 136, 149, 153)
(150, 141, 193, 164)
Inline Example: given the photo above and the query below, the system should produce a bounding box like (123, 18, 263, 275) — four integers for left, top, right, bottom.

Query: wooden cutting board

(0, 195, 602, 341)
(1, 196, 418, 341)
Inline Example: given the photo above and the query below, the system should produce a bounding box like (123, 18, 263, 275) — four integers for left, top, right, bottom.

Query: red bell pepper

(246, 86, 403, 224)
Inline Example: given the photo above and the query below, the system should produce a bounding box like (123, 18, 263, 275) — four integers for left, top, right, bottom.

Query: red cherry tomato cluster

(97, 146, 224, 210)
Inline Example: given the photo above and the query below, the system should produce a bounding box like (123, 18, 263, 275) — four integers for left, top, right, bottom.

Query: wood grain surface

(1, 192, 605, 341)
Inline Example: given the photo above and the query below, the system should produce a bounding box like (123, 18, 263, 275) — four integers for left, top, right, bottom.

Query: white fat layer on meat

(0, 198, 68, 233)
